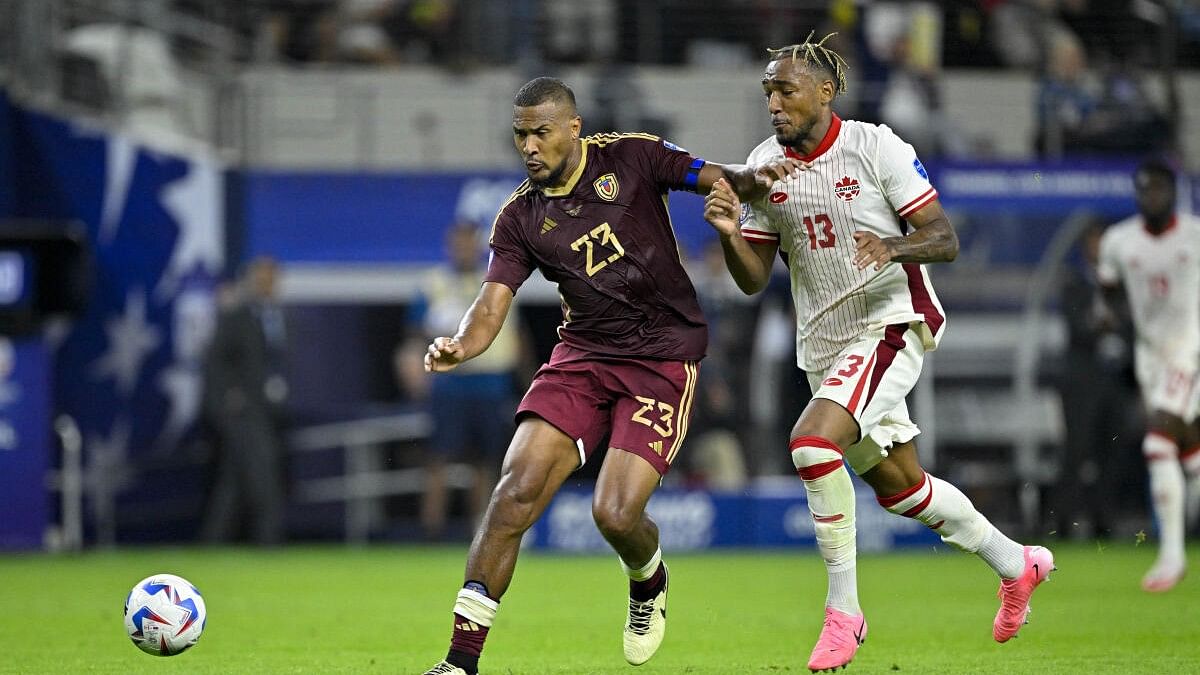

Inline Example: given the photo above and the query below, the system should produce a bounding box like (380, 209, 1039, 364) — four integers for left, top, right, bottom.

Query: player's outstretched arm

(853, 200, 959, 271)
(696, 160, 810, 202)
(705, 178, 776, 294)
(424, 281, 514, 373)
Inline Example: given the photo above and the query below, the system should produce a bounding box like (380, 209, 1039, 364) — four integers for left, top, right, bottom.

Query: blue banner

(525, 484, 940, 552)
(928, 160, 1140, 214)
(242, 160, 1194, 267)
(0, 337, 51, 549)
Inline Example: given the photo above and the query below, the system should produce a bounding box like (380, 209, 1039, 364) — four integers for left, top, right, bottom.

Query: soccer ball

(123, 573, 206, 656)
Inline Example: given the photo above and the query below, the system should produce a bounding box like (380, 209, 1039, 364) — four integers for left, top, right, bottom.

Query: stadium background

(1, 0, 1200, 599)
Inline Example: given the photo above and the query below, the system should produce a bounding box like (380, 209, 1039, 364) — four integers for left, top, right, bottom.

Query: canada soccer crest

(594, 173, 619, 201)
(833, 176, 860, 202)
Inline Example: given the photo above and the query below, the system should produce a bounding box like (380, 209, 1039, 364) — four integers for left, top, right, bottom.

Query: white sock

(621, 547, 663, 581)
(1182, 445, 1200, 528)
(1145, 434, 1186, 565)
(454, 587, 499, 627)
(878, 472, 1025, 579)
(791, 435, 859, 615)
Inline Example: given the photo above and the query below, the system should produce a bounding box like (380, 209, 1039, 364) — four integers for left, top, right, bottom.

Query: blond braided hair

(766, 31, 849, 95)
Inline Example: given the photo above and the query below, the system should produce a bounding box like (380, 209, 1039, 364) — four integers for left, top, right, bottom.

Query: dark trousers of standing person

(202, 410, 285, 545)
(1055, 356, 1126, 538)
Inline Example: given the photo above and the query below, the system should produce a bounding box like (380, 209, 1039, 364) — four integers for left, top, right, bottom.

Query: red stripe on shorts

(844, 352, 878, 415)
(863, 324, 909, 412)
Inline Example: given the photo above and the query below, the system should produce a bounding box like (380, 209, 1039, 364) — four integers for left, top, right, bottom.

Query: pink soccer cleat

(807, 607, 867, 672)
(1141, 560, 1185, 593)
(993, 545, 1055, 643)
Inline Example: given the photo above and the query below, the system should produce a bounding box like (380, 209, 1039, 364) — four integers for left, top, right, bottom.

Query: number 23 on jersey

(571, 222, 626, 276)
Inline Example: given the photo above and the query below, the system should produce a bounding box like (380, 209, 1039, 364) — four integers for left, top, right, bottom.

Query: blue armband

(683, 158, 706, 191)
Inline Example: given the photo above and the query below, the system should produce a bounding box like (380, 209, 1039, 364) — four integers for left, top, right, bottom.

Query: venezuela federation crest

(594, 173, 619, 201)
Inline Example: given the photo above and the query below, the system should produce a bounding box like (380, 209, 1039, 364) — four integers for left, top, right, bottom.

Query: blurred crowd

(164, 1, 1200, 71)
(47, 1, 1196, 159)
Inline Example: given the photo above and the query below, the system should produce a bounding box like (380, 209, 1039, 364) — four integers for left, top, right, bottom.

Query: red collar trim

(1142, 214, 1177, 237)
(783, 114, 842, 162)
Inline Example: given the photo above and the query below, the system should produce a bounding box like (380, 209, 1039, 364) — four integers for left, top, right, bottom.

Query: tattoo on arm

(884, 218, 959, 264)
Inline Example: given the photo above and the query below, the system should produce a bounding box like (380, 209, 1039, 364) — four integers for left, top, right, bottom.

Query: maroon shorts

(516, 343, 700, 476)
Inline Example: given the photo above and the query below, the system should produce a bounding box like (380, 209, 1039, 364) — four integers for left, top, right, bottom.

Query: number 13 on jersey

(804, 214, 836, 250)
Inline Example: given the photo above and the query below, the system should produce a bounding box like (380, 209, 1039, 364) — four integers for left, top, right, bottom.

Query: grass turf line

(0, 543, 1197, 673)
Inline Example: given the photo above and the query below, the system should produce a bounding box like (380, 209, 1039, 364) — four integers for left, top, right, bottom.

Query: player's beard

(528, 158, 569, 189)
(774, 117, 816, 151)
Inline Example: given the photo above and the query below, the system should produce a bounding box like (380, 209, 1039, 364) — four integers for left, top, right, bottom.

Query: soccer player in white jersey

(1097, 159, 1200, 593)
(703, 33, 1054, 672)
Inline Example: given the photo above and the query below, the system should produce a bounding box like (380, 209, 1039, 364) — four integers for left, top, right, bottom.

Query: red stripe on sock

(928, 520, 945, 530)
(797, 459, 845, 481)
(1146, 430, 1177, 445)
(789, 435, 844, 455)
(1181, 445, 1200, 460)
(877, 473, 928, 508)
(901, 488, 935, 518)
(813, 513, 844, 523)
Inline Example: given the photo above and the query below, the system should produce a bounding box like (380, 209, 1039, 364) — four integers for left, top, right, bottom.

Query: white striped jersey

(1097, 213, 1200, 369)
(739, 115, 947, 371)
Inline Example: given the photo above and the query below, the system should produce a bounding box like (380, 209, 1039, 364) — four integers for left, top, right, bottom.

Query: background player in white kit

(703, 34, 1054, 672)
(1097, 159, 1200, 592)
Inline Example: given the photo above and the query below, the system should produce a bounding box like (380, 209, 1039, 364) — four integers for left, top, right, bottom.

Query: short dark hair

(513, 77, 577, 112)
(1135, 157, 1177, 183)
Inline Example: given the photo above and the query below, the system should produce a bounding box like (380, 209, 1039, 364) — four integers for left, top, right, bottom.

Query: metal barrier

(45, 415, 83, 552)
(289, 411, 475, 544)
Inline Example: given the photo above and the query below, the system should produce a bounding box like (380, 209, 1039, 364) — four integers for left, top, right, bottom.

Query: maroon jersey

(486, 133, 709, 360)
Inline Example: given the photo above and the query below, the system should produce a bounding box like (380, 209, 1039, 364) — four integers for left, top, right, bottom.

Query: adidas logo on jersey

(541, 217, 558, 234)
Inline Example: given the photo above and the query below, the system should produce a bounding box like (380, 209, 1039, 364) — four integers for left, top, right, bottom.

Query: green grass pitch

(1, 542, 1197, 673)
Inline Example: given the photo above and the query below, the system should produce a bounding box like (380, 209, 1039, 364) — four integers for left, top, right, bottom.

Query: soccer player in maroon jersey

(421, 77, 803, 675)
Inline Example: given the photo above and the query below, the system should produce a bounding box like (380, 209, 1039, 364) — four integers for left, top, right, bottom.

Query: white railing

(289, 411, 478, 544)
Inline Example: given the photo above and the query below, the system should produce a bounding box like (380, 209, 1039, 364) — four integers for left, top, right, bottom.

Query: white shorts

(1135, 354, 1200, 423)
(806, 323, 924, 475)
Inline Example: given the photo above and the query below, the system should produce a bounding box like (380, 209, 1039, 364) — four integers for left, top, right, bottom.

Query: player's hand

(852, 231, 898, 271)
(752, 158, 811, 193)
(424, 336, 466, 373)
(704, 178, 742, 237)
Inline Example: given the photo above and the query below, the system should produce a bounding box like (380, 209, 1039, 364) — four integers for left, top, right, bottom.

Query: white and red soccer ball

(123, 573, 206, 656)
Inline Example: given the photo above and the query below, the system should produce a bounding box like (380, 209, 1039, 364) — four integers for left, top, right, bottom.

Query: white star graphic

(156, 157, 225, 299)
(91, 287, 162, 396)
(99, 135, 137, 245)
(156, 364, 202, 450)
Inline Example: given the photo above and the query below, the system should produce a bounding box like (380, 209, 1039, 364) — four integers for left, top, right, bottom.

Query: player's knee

(488, 470, 548, 530)
(789, 435, 845, 474)
(591, 499, 641, 541)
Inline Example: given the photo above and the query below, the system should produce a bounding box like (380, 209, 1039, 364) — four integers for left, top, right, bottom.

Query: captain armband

(683, 158, 706, 192)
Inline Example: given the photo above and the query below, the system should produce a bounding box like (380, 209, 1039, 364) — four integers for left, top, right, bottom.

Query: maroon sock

(449, 612, 489, 664)
(629, 562, 666, 601)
